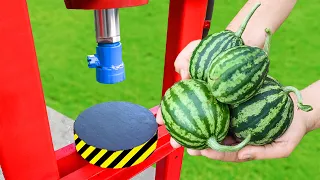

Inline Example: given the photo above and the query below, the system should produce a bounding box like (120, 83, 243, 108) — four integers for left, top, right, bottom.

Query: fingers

(155, 107, 183, 148)
(170, 137, 182, 148)
(200, 142, 294, 162)
(200, 149, 244, 162)
(174, 40, 201, 73)
(187, 149, 202, 156)
(174, 40, 201, 80)
(190, 136, 244, 162)
(155, 107, 164, 125)
(171, 138, 202, 156)
(237, 110, 306, 161)
(238, 142, 294, 160)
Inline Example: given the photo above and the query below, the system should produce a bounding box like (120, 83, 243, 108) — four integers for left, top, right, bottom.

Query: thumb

(179, 69, 189, 80)
(238, 143, 293, 160)
(174, 40, 201, 80)
(155, 107, 164, 125)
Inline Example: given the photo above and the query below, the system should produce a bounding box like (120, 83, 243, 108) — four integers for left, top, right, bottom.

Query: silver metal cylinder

(94, 9, 120, 43)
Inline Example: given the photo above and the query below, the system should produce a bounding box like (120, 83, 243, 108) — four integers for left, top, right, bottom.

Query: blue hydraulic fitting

(87, 42, 125, 84)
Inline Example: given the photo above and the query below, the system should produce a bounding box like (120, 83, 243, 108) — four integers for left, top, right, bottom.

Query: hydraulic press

(0, 0, 214, 179)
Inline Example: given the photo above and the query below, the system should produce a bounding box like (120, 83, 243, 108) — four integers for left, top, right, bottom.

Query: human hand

(155, 40, 242, 157)
(155, 40, 319, 162)
(172, 40, 202, 80)
(208, 86, 320, 162)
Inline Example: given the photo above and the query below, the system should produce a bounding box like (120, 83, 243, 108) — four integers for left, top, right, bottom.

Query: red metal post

(56, 144, 89, 178)
(161, 0, 208, 94)
(0, 0, 60, 179)
(157, 0, 208, 179)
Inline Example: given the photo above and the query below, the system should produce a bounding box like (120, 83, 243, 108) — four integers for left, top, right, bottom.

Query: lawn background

(27, 0, 320, 179)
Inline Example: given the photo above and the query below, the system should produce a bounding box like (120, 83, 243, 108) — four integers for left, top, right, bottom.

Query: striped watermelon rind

(206, 28, 272, 105)
(189, 31, 244, 81)
(207, 45, 270, 105)
(229, 76, 313, 145)
(160, 79, 250, 152)
(266, 74, 281, 86)
(189, 3, 261, 82)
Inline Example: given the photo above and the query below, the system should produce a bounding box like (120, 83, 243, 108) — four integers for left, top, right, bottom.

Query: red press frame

(0, 0, 208, 179)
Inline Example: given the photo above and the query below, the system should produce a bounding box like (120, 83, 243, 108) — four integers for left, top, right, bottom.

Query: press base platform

(73, 101, 158, 169)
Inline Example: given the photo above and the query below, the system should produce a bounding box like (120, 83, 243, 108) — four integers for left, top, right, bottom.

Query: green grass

(27, 0, 320, 179)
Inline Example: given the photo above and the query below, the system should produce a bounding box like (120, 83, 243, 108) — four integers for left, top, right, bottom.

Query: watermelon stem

(235, 2, 261, 37)
(207, 134, 251, 152)
(283, 86, 313, 112)
(263, 28, 272, 55)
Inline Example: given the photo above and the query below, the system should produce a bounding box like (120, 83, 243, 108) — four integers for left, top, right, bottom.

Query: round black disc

(74, 101, 158, 151)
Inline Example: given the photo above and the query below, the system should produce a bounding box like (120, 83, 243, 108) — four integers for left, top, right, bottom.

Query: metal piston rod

(94, 9, 121, 43)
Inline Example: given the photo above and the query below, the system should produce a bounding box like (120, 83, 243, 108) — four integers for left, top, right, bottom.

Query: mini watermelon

(189, 3, 261, 81)
(229, 76, 313, 145)
(207, 28, 272, 105)
(161, 79, 251, 152)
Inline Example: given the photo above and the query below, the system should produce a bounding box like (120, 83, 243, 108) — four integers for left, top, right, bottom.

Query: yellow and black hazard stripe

(74, 132, 158, 169)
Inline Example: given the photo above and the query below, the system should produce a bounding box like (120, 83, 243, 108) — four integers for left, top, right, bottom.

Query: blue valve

(87, 42, 125, 84)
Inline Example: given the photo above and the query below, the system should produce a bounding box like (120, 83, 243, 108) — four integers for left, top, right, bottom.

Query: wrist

(307, 111, 320, 132)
